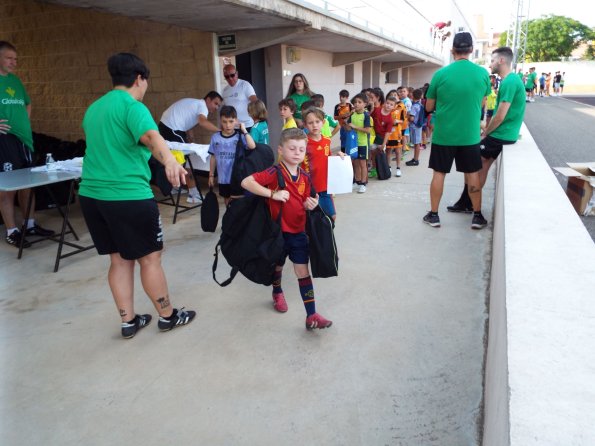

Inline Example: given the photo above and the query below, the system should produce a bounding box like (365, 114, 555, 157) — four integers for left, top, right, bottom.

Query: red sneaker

(272, 292, 288, 313)
(305, 313, 333, 330)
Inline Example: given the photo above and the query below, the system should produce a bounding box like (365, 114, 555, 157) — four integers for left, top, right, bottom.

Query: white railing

(287, 0, 441, 59)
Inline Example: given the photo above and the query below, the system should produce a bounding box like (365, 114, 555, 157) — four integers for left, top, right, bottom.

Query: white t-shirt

(222, 79, 256, 127)
(160, 98, 208, 131)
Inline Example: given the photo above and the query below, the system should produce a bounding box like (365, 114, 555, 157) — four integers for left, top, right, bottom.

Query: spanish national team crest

(298, 179, 306, 195)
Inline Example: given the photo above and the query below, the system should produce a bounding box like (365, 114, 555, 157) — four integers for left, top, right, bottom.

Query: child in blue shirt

(208, 105, 255, 205)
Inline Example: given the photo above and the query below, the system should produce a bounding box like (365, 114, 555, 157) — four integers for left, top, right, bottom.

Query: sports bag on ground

(200, 187, 219, 232)
(212, 169, 286, 287)
(375, 151, 391, 180)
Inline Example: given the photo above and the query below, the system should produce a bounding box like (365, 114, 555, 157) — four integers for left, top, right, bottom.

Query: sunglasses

(224, 72, 237, 79)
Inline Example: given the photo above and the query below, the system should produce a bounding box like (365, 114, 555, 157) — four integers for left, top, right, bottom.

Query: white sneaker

(186, 194, 202, 204)
(357, 184, 366, 194)
(395, 168, 402, 177)
(352, 183, 359, 190)
(171, 187, 180, 195)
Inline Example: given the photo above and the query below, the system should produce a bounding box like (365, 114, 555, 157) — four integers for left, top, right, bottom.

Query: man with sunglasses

(222, 64, 258, 131)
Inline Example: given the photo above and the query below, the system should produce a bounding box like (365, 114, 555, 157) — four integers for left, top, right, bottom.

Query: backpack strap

(212, 240, 239, 287)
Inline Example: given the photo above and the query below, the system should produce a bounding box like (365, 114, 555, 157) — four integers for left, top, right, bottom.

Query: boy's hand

(239, 123, 247, 133)
(272, 190, 289, 202)
(304, 195, 318, 210)
(337, 151, 345, 159)
(208, 175, 215, 188)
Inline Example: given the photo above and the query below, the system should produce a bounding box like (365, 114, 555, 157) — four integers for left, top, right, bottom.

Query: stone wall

(0, 0, 216, 142)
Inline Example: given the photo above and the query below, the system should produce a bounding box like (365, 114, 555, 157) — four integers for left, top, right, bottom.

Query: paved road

(523, 94, 595, 242)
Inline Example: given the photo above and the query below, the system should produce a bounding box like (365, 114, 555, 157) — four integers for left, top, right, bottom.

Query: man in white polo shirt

(158, 91, 222, 202)
(221, 64, 258, 130)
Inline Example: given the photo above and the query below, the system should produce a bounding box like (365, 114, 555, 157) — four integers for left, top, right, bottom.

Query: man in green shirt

(79, 53, 196, 339)
(0, 41, 54, 248)
(525, 66, 537, 102)
(447, 47, 526, 214)
(425, 32, 491, 229)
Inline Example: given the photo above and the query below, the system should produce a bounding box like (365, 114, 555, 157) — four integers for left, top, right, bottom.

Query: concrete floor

(0, 147, 493, 446)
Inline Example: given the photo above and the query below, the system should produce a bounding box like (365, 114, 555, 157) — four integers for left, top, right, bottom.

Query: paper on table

(327, 156, 354, 194)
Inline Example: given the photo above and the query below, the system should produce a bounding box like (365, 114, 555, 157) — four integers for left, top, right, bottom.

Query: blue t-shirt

(208, 131, 246, 184)
(409, 101, 423, 128)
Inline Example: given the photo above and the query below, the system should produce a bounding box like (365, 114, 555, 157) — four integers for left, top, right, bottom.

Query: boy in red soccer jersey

(301, 106, 344, 220)
(241, 128, 333, 330)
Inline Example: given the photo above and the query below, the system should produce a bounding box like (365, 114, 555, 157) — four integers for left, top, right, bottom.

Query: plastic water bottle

(46, 153, 56, 171)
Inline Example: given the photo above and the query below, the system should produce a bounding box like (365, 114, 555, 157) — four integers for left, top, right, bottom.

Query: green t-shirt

(249, 120, 269, 145)
(491, 73, 526, 142)
(79, 89, 158, 201)
(321, 114, 337, 138)
(426, 59, 491, 146)
(348, 111, 371, 147)
(0, 73, 33, 150)
(289, 92, 310, 120)
(525, 71, 537, 89)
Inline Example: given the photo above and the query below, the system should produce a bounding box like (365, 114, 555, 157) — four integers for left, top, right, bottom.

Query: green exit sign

(218, 34, 236, 51)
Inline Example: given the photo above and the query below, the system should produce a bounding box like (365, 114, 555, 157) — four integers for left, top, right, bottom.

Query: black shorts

(386, 139, 401, 148)
(429, 143, 482, 173)
(79, 196, 163, 260)
(0, 133, 32, 172)
(486, 109, 494, 117)
(277, 231, 309, 266)
(525, 88, 533, 93)
(158, 122, 187, 143)
(218, 184, 232, 198)
(480, 135, 516, 160)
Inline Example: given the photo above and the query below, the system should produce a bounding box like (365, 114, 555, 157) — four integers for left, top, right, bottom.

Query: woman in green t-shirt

(285, 73, 314, 127)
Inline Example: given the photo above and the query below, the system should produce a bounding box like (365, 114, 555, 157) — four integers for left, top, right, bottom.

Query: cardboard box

(553, 163, 595, 216)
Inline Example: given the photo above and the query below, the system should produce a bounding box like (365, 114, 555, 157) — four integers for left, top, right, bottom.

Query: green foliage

(499, 15, 594, 62)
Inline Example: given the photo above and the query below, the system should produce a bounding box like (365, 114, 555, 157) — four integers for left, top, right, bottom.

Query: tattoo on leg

(156, 296, 171, 309)
(119, 309, 127, 318)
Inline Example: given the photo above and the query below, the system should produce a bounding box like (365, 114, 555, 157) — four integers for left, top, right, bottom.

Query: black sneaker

(405, 159, 419, 166)
(423, 211, 440, 227)
(121, 314, 152, 339)
(158, 307, 196, 332)
(471, 213, 488, 230)
(6, 230, 32, 248)
(446, 202, 473, 213)
(26, 223, 55, 237)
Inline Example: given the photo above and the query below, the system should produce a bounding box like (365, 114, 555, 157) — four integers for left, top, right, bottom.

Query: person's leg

(108, 253, 136, 322)
(413, 143, 421, 162)
(137, 250, 174, 318)
(466, 171, 482, 212)
(479, 157, 496, 188)
(293, 262, 332, 329)
(272, 264, 287, 312)
(0, 190, 18, 230)
(430, 171, 446, 212)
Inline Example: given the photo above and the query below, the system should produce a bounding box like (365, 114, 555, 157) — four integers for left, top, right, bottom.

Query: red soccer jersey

(371, 106, 394, 139)
(251, 163, 311, 234)
(302, 135, 331, 193)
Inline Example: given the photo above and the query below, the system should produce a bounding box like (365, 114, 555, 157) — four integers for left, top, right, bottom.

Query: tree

(498, 15, 594, 62)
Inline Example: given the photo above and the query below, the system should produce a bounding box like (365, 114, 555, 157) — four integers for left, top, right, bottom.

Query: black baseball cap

(453, 32, 473, 50)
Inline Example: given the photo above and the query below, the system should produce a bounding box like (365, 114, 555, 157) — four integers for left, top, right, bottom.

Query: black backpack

(212, 168, 286, 287)
(306, 190, 339, 278)
(200, 188, 219, 232)
(375, 151, 391, 180)
(229, 135, 275, 196)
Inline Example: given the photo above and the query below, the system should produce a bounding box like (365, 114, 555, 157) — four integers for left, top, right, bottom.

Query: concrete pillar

(362, 60, 372, 89)
(372, 61, 381, 87)
(265, 45, 284, 148)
